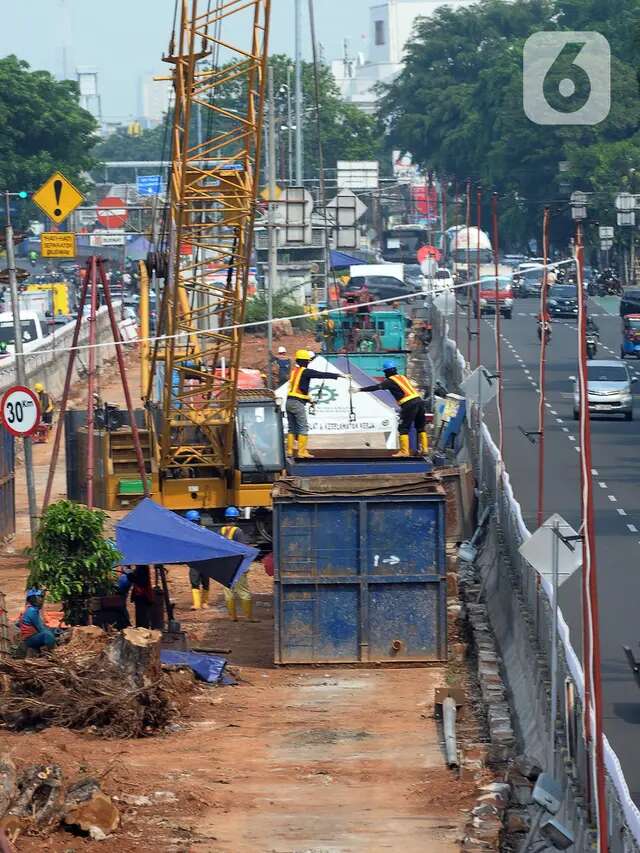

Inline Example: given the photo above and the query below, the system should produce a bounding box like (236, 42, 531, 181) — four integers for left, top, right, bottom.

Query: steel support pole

(85, 257, 98, 509)
(465, 179, 472, 363)
(475, 188, 482, 368)
(550, 519, 560, 773)
(267, 67, 278, 388)
(537, 208, 550, 528)
(294, 0, 304, 185)
(4, 193, 38, 540)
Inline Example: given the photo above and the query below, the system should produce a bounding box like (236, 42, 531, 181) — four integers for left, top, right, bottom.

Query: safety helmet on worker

(185, 509, 201, 523)
(224, 506, 240, 519)
(34, 382, 44, 393)
(25, 588, 44, 602)
(382, 360, 398, 374)
(295, 349, 311, 364)
(278, 346, 287, 355)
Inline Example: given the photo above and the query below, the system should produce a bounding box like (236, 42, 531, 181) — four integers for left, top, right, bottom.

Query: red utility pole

(465, 179, 472, 363)
(537, 207, 550, 528)
(475, 188, 482, 368)
(491, 193, 503, 460)
(576, 224, 609, 851)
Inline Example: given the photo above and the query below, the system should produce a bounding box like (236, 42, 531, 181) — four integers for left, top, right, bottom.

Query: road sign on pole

(1, 386, 41, 438)
(96, 197, 128, 229)
(598, 226, 614, 240)
(32, 171, 84, 224)
(136, 175, 164, 196)
(41, 232, 76, 258)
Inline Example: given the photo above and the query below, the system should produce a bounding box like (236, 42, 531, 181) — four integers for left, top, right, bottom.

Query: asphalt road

(450, 296, 640, 804)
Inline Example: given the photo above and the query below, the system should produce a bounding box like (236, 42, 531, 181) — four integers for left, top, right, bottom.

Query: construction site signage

(1, 386, 41, 438)
(40, 232, 76, 258)
(32, 171, 84, 225)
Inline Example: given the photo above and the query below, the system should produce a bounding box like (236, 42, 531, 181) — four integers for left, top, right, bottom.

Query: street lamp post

(615, 191, 635, 286)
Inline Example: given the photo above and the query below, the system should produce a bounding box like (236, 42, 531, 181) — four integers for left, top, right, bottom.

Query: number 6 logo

(1, 386, 41, 438)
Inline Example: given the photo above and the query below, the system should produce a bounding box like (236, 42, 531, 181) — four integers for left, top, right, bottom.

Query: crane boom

(152, 0, 271, 476)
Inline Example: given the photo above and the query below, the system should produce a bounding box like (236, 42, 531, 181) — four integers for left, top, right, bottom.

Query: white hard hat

(278, 346, 287, 354)
(308, 350, 315, 359)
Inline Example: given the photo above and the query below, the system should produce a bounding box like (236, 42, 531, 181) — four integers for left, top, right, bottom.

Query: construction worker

(185, 509, 211, 610)
(270, 345, 291, 386)
(286, 349, 345, 458)
(220, 506, 253, 621)
(16, 589, 56, 651)
(356, 360, 428, 457)
(34, 382, 54, 426)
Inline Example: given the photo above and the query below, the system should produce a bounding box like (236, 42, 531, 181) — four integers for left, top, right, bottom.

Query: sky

(2, 0, 373, 121)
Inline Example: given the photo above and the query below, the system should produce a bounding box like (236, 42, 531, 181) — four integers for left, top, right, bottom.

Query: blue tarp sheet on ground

(160, 650, 228, 684)
(330, 250, 367, 269)
(115, 498, 258, 588)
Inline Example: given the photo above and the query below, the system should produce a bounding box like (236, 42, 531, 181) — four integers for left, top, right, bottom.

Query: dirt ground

(0, 339, 481, 852)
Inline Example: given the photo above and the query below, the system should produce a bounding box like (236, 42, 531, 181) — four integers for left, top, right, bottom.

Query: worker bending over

(357, 360, 428, 457)
(220, 506, 253, 621)
(286, 349, 345, 458)
(16, 588, 56, 651)
(185, 509, 211, 610)
(34, 382, 54, 425)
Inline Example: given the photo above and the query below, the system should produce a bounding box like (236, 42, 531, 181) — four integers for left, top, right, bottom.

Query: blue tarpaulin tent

(330, 250, 367, 269)
(115, 498, 258, 588)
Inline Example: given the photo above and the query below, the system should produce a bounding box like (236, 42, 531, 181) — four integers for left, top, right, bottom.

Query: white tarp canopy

(276, 356, 398, 448)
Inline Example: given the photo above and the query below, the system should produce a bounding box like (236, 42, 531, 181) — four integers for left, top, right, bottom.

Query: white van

(0, 311, 46, 354)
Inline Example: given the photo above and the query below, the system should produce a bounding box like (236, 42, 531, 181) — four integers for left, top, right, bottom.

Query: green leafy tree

(0, 55, 97, 208)
(28, 501, 119, 625)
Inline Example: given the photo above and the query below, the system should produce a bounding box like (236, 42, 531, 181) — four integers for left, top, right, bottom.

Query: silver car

(573, 360, 635, 421)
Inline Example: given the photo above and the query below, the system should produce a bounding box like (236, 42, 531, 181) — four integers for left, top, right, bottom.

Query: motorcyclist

(537, 310, 552, 340)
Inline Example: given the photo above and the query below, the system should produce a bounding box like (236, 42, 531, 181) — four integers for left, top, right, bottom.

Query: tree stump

(103, 627, 161, 688)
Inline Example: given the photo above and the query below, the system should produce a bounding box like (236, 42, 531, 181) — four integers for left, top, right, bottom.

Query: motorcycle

(586, 334, 598, 359)
(537, 320, 551, 343)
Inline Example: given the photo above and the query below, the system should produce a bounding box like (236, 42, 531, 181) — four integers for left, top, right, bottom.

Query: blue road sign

(136, 175, 164, 196)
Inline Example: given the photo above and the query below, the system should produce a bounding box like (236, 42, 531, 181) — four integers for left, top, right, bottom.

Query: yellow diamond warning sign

(32, 171, 84, 224)
(40, 232, 76, 259)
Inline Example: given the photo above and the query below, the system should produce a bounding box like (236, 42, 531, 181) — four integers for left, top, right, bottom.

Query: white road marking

(568, 435, 575, 441)
(562, 427, 569, 432)
(592, 469, 599, 476)
(556, 418, 564, 424)
(628, 524, 638, 533)
(618, 508, 628, 516)
(574, 446, 581, 452)
(550, 409, 558, 415)
(608, 495, 617, 503)
(598, 482, 607, 489)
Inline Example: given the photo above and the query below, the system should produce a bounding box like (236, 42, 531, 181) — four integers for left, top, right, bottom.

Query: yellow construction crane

(139, 0, 282, 529)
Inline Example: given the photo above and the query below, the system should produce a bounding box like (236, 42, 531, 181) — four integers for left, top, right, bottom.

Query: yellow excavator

(86, 2, 281, 541)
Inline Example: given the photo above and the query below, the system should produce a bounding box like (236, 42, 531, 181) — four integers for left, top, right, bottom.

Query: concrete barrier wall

(0, 307, 117, 398)
(429, 302, 640, 852)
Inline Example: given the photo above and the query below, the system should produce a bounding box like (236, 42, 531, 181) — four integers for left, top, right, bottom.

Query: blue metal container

(273, 483, 447, 664)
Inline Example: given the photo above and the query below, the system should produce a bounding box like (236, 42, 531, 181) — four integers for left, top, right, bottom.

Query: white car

(423, 267, 454, 295)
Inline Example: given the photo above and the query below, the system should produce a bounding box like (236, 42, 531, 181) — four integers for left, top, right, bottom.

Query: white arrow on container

(382, 556, 400, 565)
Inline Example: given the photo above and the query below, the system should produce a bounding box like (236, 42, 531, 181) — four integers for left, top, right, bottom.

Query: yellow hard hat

(295, 349, 311, 362)
(34, 382, 44, 393)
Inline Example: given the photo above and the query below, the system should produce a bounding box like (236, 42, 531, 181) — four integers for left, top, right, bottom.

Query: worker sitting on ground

(286, 349, 347, 458)
(16, 588, 56, 652)
(34, 382, 54, 426)
(185, 510, 211, 610)
(220, 506, 254, 621)
(356, 360, 428, 457)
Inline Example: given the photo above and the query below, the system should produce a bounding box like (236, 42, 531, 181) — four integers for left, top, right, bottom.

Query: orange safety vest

(287, 366, 310, 402)
(389, 374, 420, 405)
(221, 525, 239, 541)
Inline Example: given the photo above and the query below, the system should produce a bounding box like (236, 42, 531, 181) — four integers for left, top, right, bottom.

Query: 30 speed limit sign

(1, 386, 41, 437)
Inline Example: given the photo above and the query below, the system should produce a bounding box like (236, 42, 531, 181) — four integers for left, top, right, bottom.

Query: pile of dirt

(0, 627, 185, 738)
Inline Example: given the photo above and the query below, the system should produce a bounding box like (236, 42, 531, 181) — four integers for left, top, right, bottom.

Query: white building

(331, 0, 473, 114)
(139, 73, 172, 129)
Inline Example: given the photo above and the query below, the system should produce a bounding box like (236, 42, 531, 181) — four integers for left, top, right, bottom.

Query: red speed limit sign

(1, 386, 41, 437)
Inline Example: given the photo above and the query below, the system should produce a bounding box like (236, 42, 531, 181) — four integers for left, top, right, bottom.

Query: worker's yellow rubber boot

(201, 589, 210, 609)
(224, 589, 238, 621)
(286, 433, 295, 457)
(297, 434, 312, 458)
(418, 431, 429, 455)
(190, 589, 202, 611)
(393, 434, 410, 457)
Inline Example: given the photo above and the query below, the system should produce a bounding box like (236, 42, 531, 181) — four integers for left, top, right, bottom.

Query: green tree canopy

(0, 55, 97, 197)
(377, 0, 640, 248)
